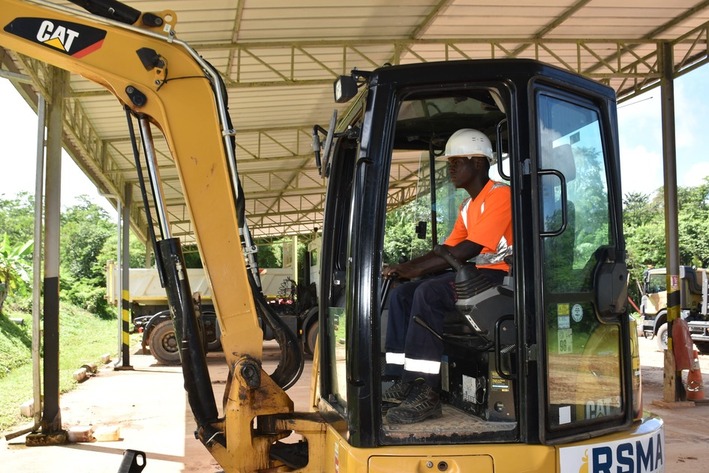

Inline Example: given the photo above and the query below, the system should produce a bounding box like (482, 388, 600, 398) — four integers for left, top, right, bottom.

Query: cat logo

(36, 20, 80, 52)
(4, 17, 106, 58)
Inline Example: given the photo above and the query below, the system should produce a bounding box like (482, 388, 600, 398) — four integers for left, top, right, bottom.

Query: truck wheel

(695, 341, 709, 355)
(304, 320, 319, 357)
(655, 323, 668, 351)
(149, 320, 181, 365)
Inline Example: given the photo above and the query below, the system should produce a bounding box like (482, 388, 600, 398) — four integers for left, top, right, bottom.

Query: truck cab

(641, 266, 709, 352)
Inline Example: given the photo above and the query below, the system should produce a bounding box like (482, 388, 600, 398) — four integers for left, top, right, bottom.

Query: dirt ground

(0, 336, 707, 472)
(635, 336, 709, 472)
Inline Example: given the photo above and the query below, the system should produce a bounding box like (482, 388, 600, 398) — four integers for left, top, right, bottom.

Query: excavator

(1, 1, 665, 472)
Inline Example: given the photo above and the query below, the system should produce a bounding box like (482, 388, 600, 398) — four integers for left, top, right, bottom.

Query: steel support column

(117, 183, 133, 369)
(30, 93, 46, 431)
(659, 41, 684, 403)
(27, 67, 68, 445)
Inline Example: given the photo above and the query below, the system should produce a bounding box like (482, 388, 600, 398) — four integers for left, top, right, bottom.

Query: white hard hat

(440, 128, 495, 165)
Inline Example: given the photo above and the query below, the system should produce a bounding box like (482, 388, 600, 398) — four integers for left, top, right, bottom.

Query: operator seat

(412, 249, 517, 421)
(413, 247, 515, 350)
(446, 258, 515, 348)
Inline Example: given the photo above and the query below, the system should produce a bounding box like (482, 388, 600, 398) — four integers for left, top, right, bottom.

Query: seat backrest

(454, 283, 515, 344)
(443, 257, 514, 345)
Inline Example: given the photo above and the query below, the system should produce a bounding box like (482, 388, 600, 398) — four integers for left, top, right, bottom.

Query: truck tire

(695, 341, 709, 355)
(149, 320, 181, 365)
(655, 323, 668, 351)
(304, 319, 319, 357)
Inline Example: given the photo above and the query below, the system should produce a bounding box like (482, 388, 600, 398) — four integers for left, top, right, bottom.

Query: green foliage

(570, 146, 611, 268)
(623, 192, 660, 228)
(383, 207, 430, 265)
(257, 243, 282, 269)
(382, 184, 455, 266)
(60, 195, 114, 284)
(57, 196, 123, 317)
(623, 176, 709, 305)
(100, 232, 151, 270)
(676, 180, 709, 267)
(61, 273, 111, 318)
(0, 192, 35, 245)
(252, 238, 316, 282)
(182, 244, 203, 268)
(0, 233, 33, 313)
(0, 194, 152, 318)
(0, 311, 32, 378)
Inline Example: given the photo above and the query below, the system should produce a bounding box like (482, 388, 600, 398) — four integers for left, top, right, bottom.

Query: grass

(0, 303, 118, 433)
(0, 310, 32, 377)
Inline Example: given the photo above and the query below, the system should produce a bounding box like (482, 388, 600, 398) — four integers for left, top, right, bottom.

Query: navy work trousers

(384, 269, 506, 388)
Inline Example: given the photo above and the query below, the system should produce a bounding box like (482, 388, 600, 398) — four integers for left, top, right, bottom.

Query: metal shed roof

(3, 0, 709, 242)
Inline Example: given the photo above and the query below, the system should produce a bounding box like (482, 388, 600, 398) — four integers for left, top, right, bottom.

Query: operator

(382, 128, 513, 424)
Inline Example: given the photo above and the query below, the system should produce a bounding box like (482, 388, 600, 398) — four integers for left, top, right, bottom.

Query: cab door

(532, 84, 632, 443)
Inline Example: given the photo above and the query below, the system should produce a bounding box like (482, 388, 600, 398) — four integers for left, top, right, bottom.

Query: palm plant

(0, 233, 33, 313)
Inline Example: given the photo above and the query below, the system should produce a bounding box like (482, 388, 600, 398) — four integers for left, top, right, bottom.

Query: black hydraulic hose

(157, 238, 225, 448)
(247, 270, 305, 391)
(68, 0, 141, 25)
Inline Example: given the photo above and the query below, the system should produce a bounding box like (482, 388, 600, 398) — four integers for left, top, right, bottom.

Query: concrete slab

(0, 342, 306, 473)
(1, 338, 707, 472)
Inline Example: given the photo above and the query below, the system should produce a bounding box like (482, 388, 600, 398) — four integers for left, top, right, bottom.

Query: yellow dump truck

(641, 266, 709, 353)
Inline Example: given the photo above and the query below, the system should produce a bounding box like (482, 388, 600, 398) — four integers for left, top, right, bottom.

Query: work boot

(385, 379, 442, 424)
(382, 379, 412, 406)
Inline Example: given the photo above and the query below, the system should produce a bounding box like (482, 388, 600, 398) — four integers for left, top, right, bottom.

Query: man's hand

(382, 264, 400, 279)
(381, 242, 478, 280)
(382, 262, 418, 280)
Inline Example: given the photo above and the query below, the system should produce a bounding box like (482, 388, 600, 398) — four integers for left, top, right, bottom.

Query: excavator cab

(314, 59, 657, 469)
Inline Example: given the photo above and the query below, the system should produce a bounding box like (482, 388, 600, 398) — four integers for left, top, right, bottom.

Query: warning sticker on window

(558, 328, 573, 354)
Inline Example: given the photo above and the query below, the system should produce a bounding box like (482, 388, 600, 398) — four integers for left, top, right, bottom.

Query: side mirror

(594, 247, 629, 319)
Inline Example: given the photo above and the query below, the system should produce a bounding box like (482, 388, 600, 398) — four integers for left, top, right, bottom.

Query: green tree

(60, 196, 115, 282)
(256, 242, 282, 269)
(60, 196, 115, 317)
(677, 178, 709, 267)
(572, 146, 611, 258)
(383, 198, 435, 265)
(623, 192, 657, 228)
(623, 177, 709, 306)
(623, 191, 665, 304)
(0, 233, 33, 313)
(0, 193, 35, 245)
(98, 232, 150, 270)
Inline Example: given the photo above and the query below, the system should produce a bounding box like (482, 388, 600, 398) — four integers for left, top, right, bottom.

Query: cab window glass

(537, 93, 623, 430)
(646, 273, 666, 294)
(380, 87, 517, 443)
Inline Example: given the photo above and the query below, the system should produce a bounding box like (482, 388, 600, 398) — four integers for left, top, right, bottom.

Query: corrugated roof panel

(236, 1, 433, 41)
(6, 0, 709, 240)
